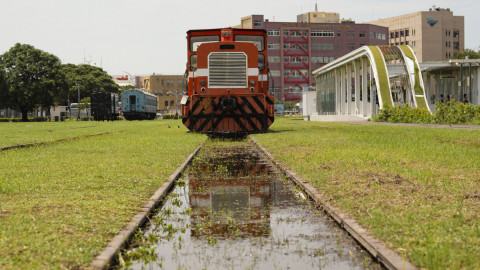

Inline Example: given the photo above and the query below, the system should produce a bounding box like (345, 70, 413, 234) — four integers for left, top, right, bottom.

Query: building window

(284, 56, 308, 63)
(270, 70, 280, 77)
(405, 30, 409, 36)
(267, 43, 279, 50)
(283, 30, 308, 37)
(370, 32, 375, 38)
(453, 42, 459, 49)
(284, 70, 308, 77)
(359, 31, 366, 38)
(347, 44, 355, 50)
(395, 31, 399, 38)
(347, 31, 355, 38)
(269, 56, 280, 63)
(337, 31, 341, 37)
(267, 30, 280, 36)
(170, 100, 174, 106)
(377, 33, 386, 40)
(283, 43, 308, 50)
(164, 101, 168, 106)
(311, 30, 334, 37)
(312, 56, 333, 64)
(254, 20, 262, 27)
(311, 43, 334, 51)
(390, 32, 394, 38)
(453, 31, 459, 38)
(400, 30, 404, 37)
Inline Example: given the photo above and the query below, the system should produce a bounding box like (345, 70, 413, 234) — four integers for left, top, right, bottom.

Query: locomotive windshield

(234, 35, 264, 51)
(190, 35, 220, 52)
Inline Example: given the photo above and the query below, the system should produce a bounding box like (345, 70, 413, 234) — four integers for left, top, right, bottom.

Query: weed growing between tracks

(252, 117, 480, 269)
(0, 120, 204, 269)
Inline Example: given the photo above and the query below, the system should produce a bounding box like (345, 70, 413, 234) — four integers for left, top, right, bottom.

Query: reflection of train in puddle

(188, 149, 273, 238)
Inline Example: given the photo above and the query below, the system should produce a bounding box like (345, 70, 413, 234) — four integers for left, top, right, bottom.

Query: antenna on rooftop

(315, 2, 318, 12)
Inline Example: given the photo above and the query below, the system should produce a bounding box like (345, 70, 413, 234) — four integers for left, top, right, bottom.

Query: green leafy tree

(58, 64, 119, 106)
(77, 97, 90, 119)
(454, 47, 480, 59)
(0, 43, 62, 121)
(119, 84, 136, 91)
(0, 68, 8, 109)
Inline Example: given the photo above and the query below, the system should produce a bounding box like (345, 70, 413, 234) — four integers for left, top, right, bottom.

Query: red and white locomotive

(181, 28, 274, 134)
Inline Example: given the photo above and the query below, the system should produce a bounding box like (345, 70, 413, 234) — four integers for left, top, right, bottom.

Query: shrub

(372, 105, 433, 123)
(373, 102, 480, 125)
(162, 114, 180, 119)
(434, 101, 480, 124)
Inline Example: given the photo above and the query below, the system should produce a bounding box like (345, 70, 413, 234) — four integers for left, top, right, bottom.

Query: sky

(1, 0, 478, 77)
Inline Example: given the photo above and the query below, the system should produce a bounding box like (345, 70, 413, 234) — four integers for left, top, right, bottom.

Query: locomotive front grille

(208, 52, 247, 88)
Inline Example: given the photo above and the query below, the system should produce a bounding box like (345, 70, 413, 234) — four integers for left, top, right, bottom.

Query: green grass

(0, 120, 205, 269)
(0, 120, 130, 148)
(252, 117, 480, 269)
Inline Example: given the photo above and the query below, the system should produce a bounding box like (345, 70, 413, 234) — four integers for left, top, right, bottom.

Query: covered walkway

(309, 45, 429, 120)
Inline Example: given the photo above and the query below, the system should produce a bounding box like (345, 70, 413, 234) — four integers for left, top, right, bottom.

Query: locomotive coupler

(220, 97, 237, 112)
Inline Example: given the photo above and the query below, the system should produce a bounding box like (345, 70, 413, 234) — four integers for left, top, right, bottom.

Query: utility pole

(77, 82, 81, 120)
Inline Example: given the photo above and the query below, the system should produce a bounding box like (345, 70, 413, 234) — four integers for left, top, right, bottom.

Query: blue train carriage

(121, 89, 158, 120)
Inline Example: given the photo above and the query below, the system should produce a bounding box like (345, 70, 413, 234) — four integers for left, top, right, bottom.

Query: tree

(58, 64, 119, 106)
(0, 43, 62, 121)
(0, 68, 8, 109)
(119, 84, 136, 91)
(77, 97, 90, 120)
(453, 47, 480, 59)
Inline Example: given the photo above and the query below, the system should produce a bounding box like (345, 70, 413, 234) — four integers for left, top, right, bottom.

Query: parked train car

(181, 28, 274, 135)
(90, 92, 119, 121)
(121, 89, 157, 120)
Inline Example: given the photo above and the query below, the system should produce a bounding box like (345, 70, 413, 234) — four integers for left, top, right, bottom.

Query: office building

(141, 74, 184, 113)
(368, 6, 464, 62)
(238, 13, 388, 101)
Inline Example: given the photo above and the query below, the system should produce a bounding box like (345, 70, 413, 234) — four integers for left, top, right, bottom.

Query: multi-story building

(238, 13, 388, 101)
(368, 6, 464, 62)
(297, 10, 340, 23)
(141, 74, 184, 114)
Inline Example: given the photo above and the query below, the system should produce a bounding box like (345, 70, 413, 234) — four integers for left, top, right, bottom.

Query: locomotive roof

(187, 28, 266, 34)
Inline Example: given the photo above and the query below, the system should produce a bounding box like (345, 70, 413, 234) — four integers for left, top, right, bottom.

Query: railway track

(91, 138, 416, 270)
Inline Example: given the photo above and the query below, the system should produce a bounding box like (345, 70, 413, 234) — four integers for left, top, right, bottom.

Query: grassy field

(2, 117, 479, 269)
(253, 117, 480, 269)
(0, 120, 132, 148)
(0, 120, 205, 269)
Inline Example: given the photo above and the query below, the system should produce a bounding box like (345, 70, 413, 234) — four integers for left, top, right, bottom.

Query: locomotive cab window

(190, 35, 220, 52)
(234, 35, 264, 51)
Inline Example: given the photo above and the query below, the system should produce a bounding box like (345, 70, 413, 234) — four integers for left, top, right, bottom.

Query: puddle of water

(123, 140, 382, 270)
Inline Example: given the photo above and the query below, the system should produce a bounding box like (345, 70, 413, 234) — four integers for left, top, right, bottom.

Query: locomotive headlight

(250, 87, 255, 92)
(250, 79, 255, 85)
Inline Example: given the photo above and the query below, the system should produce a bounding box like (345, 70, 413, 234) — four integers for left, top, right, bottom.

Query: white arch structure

(312, 45, 430, 119)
